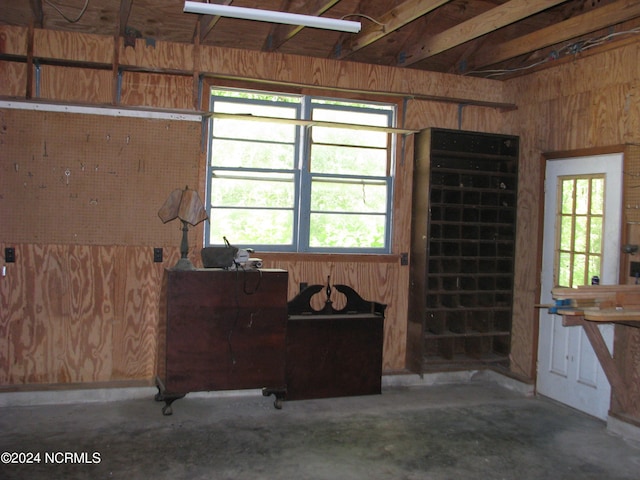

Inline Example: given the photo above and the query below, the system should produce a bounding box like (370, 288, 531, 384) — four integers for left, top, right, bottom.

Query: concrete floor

(1, 375, 639, 480)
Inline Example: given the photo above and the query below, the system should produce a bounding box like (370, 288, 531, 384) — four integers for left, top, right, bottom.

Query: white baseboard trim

(381, 369, 535, 397)
(0, 370, 532, 408)
(0, 386, 157, 408)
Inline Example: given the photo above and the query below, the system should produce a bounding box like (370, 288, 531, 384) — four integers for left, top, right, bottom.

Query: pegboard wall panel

(624, 144, 640, 224)
(0, 107, 203, 246)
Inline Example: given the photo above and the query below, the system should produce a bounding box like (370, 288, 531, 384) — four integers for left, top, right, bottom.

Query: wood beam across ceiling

(469, 0, 640, 71)
(29, 0, 43, 28)
(398, 0, 569, 67)
(335, 0, 452, 60)
(198, 0, 234, 43)
(118, 0, 133, 36)
(263, 0, 341, 51)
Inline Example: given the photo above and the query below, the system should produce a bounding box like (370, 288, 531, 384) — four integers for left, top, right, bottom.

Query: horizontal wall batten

(0, 100, 203, 121)
(210, 112, 418, 134)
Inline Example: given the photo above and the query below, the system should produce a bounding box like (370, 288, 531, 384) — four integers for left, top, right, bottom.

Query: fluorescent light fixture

(183, 1, 361, 33)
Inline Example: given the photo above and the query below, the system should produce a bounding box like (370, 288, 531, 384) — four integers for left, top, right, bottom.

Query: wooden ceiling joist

(398, 0, 569, 67)
(198, 0, 234, 43)
(335, 0, 452, 60)
(29, 0, 43, 28)
(118, 0, 133, 37)
(470, 0, 640, 71)
(263, 0, 341, 51)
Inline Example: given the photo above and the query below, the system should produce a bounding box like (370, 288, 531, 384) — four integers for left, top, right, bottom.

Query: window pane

(213, 117, 296, 142)
(312, 107, 390, 127)
(589, 217, 602, 253)
(211, 173, 294, 208)
(209, 209, 293, 245)
(559, 215, 573, 251)
(212, 89, 300, 104)
(575, 179, 589, 214)
(215, 100, 298, 116)
(311, 126, 388, 148)
(211, 140, 294, 169)
(212, 99, 298, 142)
(574, 216, 587, 252)
(311, 179, 387, 213)
(558, 251, 571, 287)
(310, 144, 387, 176)
(561, 179, 574, 214)
(588, 254, 601, 280)
(591, 178, 604, 214)
(573, 253, 586, 287)
(309, 213, 386, 248)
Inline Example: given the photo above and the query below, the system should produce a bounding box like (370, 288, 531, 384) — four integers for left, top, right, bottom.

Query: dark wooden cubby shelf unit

(408, 128, 519, 373)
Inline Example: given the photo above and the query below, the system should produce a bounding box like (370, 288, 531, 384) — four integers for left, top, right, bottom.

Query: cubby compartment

(447, 312, 466, 334)
(426, 311, 447, 334)
(409, 128, 518, 373)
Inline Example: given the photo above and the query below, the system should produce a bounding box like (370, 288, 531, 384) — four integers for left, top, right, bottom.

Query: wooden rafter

(335, 0, 452, 60)
(263, 0, 341, 51)
(29, 0, 43, 28)
(398, 0, 569, 67)
(118, 0, 133, 36)
(470, 0, 640, 70)
(198, 0, 234, 43)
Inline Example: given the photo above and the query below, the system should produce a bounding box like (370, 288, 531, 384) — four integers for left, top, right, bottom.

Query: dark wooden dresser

(155, 268, 288, 414)
(285, 284, 386, 401)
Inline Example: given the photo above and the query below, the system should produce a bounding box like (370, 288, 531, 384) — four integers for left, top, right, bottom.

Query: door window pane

(556, 175, 604, 287)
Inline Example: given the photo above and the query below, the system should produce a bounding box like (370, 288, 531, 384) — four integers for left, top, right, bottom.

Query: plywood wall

(0, 243, 183, 384)
(0, 25, 512, 388)
(504, 43, 640, 420)
(615, 145, 640, 421)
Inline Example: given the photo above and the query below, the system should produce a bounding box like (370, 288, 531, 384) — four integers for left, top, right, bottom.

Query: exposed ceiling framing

(1, 0, 639, 79)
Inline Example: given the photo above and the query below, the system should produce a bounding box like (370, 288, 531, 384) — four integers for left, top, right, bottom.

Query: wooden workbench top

(550, 285, 640, 324)
(559, 307, 640, 322)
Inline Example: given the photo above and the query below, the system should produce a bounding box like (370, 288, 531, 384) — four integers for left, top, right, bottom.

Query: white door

(537, 153, 623, 420)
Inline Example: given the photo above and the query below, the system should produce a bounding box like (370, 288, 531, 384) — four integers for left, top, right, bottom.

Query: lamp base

(172, 257, 196, 271)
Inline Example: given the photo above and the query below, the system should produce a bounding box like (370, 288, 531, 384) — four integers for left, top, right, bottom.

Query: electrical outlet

(630, 261, 640, 277)
(400, 252, 409, 266)
(5, 247, 15, 263)
(153, 248, 163, 263)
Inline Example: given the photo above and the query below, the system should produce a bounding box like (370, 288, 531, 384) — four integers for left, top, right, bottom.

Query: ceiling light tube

(183, 1, 361, 33)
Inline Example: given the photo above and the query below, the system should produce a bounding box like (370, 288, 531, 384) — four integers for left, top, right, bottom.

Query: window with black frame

(206, 88, 396, 253)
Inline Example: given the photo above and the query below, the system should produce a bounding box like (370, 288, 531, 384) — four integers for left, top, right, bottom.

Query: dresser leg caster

(262, 387, 286, 409)
(159, 395, 185, 415)
(154, 379, 185, 415)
